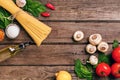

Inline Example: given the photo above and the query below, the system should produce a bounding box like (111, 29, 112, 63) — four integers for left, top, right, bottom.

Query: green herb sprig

(112, 40, 119, 49)
(0, 7, 11, 29)
(75, 59, 92, 80)
(98, 52, 111, 65)
(23, 0, 46, 17)
(0, 0, 46, 29)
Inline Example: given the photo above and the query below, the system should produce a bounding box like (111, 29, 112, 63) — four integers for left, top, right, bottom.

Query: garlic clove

(88, 55, 98, 65)
(97, 42, 109, 53)
(86, 44, 97, 54)
(16, 0, 26, 8)
(89, 34, 102, 45)
(73, 31, 84, 42)
(5, 24, 20, 39)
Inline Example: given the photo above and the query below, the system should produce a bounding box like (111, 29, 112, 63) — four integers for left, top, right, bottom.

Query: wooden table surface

(0, 0, 120, 80)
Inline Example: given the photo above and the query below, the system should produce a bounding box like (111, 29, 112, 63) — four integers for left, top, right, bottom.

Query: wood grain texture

(0, 66, 118, 80)
(0, 66, 76, 80)
(2, 22, 120, 44)
(0, 0, 119, 80)
(39, 0, 120, 20)
(0, 44, 113, 65)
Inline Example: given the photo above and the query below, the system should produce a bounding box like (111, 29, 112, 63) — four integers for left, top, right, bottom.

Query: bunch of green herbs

(75, 59, 93, 80)
(0, 7, 11, 29)
(14, 0, 46, 17)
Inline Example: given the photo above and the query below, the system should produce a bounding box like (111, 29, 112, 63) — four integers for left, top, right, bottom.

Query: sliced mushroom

(86, 44, 97, 54)
(89, 34, 102, 45)
(97, 42, 109, 53)
(87, 55, 98, 65)
(73, 31, 84, 41)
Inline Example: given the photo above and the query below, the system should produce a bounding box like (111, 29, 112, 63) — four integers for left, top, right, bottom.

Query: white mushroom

(16, 0, 26, 7)
(87, 55, 98, 65)
(89, 34, 102, 45)
(73, 31, 84, 41)
(86, 44, 97, 54)
(97, 42, 109, 53)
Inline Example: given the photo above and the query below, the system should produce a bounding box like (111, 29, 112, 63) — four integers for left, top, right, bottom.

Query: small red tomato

(112, 47, 120, 62)
(46, 3, 55, 10)
(111, 63, 120, 78)
(41, 12, 50, 17)
(96, 62, 111, 77)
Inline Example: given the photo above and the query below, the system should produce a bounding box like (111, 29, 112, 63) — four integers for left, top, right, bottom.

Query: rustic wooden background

(0, 0, 120, 80)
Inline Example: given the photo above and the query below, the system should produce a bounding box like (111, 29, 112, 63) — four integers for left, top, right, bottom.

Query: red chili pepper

(46, 3, 55, 10)
(41, 12, 50, 17)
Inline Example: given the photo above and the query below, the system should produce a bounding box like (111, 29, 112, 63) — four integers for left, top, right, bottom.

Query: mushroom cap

(97, 41, 109, 53)
(16, 0, 26, 7)
(89, 34, 102, 45)
(73, 31, 84, 42)
(89, 55, 98, 65)
(86, 44, 97, 54)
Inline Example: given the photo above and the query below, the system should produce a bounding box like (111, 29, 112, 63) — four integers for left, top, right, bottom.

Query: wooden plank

(39, 0, 120, 20)
(0, 66, 77, 80)
(0, 44, 113, 65)
(2, 22, 120, 44)
(0, 65, 118, 80)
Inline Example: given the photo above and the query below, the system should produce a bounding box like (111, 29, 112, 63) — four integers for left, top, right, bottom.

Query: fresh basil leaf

(23, 0, 46, 17)
(113, 40, 119, 49)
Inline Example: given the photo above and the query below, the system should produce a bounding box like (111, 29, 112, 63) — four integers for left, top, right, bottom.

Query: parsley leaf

(98, 52, 111, 65)
(75, 59, 93, 80)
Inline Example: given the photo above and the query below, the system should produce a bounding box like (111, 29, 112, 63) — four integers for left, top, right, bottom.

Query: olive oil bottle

(0, 42, 31, 62)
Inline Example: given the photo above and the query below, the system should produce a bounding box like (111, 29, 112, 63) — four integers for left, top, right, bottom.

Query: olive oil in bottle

(0, 42, 31, 62)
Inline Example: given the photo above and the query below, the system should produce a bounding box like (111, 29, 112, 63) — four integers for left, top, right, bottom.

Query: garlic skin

(87, 55, 98, 65)
(16, 0, 26, 8)
(89, 34, 102, 45)
(97, 42, 109, 53)
(73, 31, 84, 42)
(86, 44, 97, 54)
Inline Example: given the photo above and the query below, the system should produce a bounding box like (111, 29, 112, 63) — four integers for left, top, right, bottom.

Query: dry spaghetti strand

(0, 0, 52, 46)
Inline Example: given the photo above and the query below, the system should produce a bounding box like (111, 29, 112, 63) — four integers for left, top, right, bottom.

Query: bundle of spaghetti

(0, 0, 51, 46)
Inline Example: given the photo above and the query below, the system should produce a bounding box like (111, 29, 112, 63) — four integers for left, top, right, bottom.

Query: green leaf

(22, 0, 46, 17)
(75, 59, 92, 80)
(98, 52, 111, 65)
(0, 7, 11, 29)
(112, 40, 119, 49)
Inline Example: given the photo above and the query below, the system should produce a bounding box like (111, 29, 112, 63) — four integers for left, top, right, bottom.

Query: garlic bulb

(73, 31, 84, 41)
(89, 34, 102, 45)
(16, 0, 26, 7)
(87, 55, 98, 65)
(97, 42, 109, 53)
(86, 44, 97, 54)
(5, 24, 20, 39)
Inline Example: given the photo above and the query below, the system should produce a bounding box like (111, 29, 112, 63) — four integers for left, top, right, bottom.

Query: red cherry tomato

(46, 3, 55, 10)
(41, 12, 50, 17)
(96, 62, 111, 77)
(111, 63, 120, 78)
(112, 47, 120, 62)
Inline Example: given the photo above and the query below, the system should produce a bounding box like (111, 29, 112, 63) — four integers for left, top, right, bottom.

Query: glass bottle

(0, 42, 31, 62)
